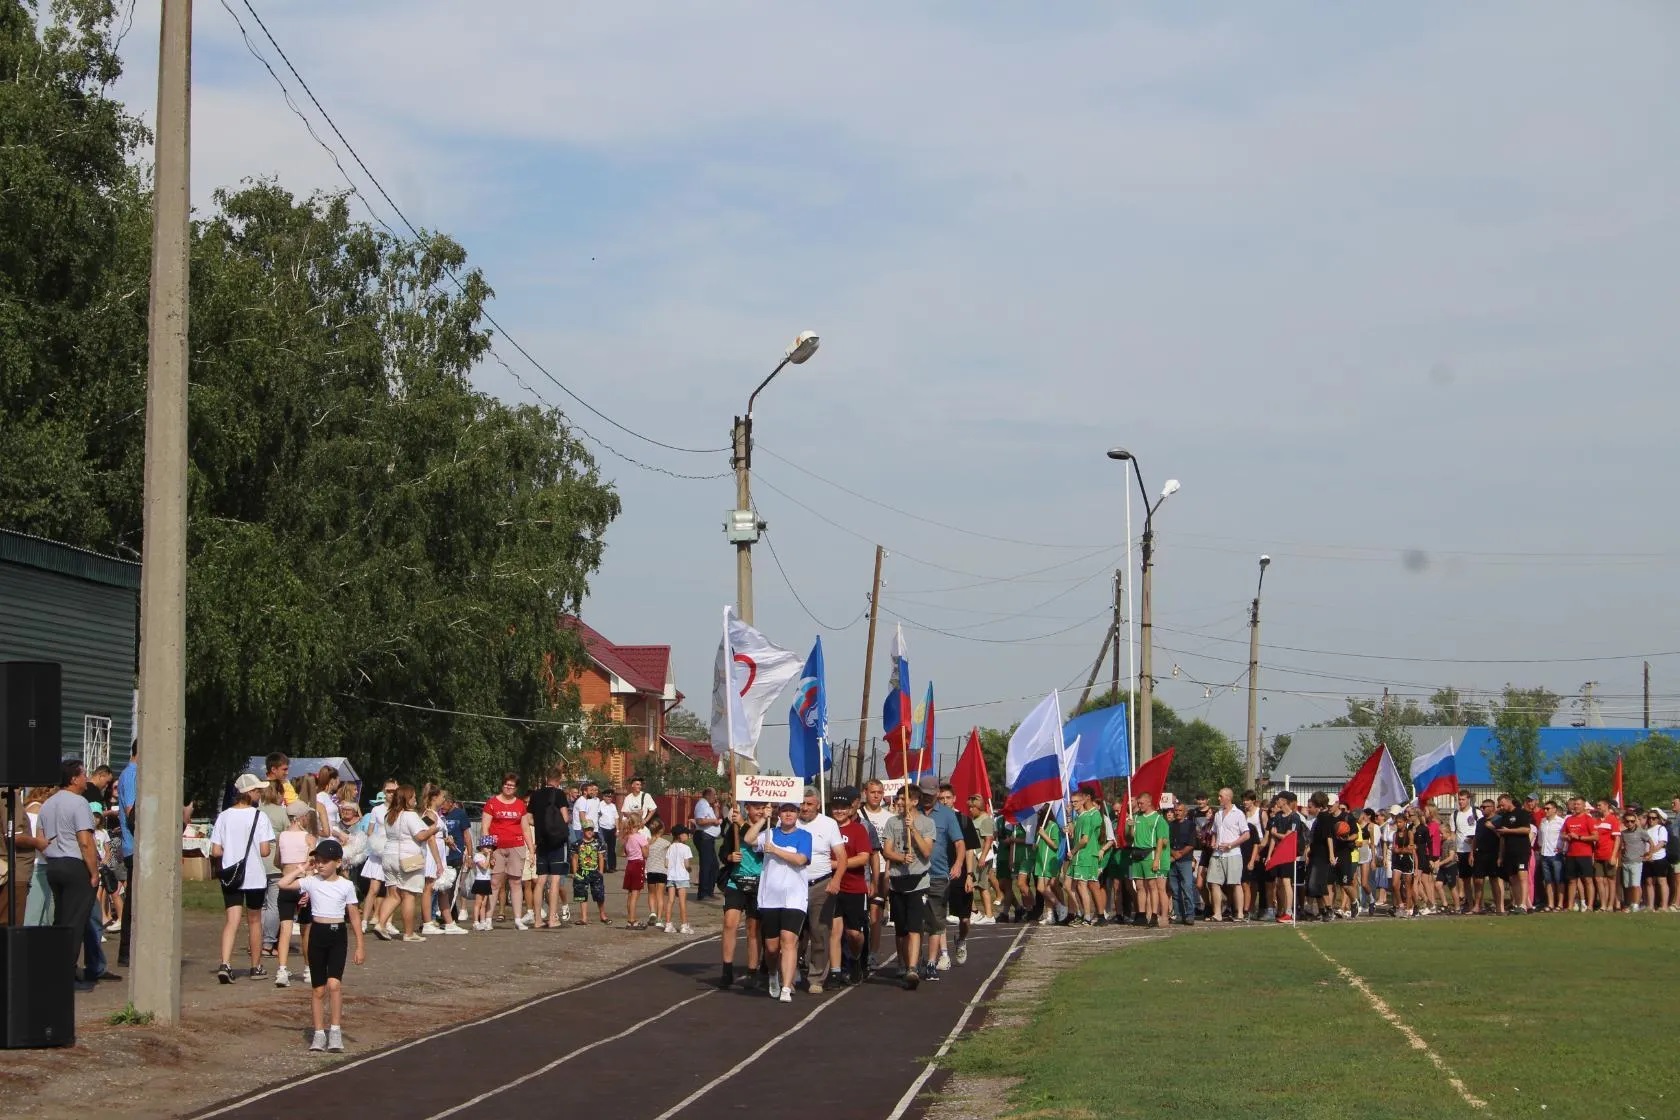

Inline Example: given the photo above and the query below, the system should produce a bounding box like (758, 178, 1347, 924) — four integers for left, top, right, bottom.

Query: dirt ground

(0, 878, 722, 1120)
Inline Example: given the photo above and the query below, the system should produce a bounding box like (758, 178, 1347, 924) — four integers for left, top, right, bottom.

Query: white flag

(710, 605, 802, 761)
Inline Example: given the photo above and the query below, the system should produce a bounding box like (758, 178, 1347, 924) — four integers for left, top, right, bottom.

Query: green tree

(976, 726, 1011, 796)
(1165, 720, 1244, 797)
(1262, 732, 1291, 781)
(1486, 686, 1561, 797)
(1428, 686, 1489, 727)
(665, 704, 709, 741)
(1343, 707, 1417, 780)
(1558, 734, 1680, 807)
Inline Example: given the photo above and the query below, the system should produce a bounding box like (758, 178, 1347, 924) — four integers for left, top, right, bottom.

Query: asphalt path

(190, 922, 1031, 1120)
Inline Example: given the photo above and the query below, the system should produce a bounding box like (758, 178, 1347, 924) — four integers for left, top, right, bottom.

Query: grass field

(947, 915, 1680, 1120)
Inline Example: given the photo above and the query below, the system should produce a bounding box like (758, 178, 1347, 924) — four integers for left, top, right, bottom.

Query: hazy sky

(113, 2, 1680, 773)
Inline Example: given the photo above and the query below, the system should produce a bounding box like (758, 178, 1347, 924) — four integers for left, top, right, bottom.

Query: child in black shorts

(278, 839, 365, 1053)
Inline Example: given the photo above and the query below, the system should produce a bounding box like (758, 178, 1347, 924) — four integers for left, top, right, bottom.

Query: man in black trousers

(40, 759, 100, 992)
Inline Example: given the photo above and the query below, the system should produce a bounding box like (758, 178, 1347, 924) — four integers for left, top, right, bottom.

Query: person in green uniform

(1000, 815, 1033, 922)
(1033, 807, 1067, 925)
(1068, 788, 1108, 924)
(1128, 792, 1171, 928)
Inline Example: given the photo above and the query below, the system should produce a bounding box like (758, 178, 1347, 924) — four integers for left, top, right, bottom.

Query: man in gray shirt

(41, 759, 100, 992)
(881, 788, 936, 990)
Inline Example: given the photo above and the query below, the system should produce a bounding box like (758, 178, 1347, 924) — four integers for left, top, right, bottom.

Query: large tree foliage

(1486, 686, 1561, 797)
(1558, 734, 1680, 807)
(2, 4, 620, 802)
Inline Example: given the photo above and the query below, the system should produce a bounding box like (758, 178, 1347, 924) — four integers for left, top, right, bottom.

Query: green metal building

(0, 528, 140, 771)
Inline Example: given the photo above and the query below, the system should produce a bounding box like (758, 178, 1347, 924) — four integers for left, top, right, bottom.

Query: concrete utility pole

(132, 0, 192, 1026)
(852, 545, 884, 788)
(1245, 555, 1271, 790)
(1645, 661, 1652, 730)
(1105, 449, 1179, 761)
(725, 333, 818, 628)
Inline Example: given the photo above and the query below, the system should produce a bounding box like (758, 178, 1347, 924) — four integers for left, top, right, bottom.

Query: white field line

(1296, 929, 1488, 1111)
(885, 923, 1031, 1120)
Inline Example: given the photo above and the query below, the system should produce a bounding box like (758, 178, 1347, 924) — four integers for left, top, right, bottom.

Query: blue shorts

(1540, 854, 1565, 884)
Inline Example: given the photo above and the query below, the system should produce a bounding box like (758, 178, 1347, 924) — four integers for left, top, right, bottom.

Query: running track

(190, 924, 1032, 1120)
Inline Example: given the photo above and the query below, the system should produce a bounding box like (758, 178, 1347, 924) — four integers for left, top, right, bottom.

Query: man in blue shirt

(920, 776, 966, 980)
(115, 741, 138, 967)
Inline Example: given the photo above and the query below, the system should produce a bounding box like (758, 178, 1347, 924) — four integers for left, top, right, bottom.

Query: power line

(759, 528, 869, 632)
(227, 0, 730, 460)
(1152, 623, 1680, 667)
(879, 604, 1109, 645)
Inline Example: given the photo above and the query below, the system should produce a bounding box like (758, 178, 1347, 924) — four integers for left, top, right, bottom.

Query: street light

(1106, 447, 1180, 761)
(727, 332, 820, 626)
(1246, 554, 1271, 788)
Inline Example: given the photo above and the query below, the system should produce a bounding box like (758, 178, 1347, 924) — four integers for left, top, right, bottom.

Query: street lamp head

(786, 331, 820, 364)
(1160, 479, 1181, 500)
(1106, 447, 1132, 461)
(1259, 554, 1271, 569)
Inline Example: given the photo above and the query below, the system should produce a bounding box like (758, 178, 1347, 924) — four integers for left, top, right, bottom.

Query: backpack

(542, 792, 568, 844)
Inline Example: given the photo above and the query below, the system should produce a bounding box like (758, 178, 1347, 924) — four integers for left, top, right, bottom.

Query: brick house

(555, 616, 680, 787)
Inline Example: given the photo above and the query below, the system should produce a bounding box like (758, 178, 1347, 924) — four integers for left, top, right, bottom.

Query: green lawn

(947, 916, 1680, 1120)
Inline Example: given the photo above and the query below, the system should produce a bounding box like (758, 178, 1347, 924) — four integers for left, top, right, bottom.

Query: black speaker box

(1, 924, 76, 1048)
(0, 661, 62, 787)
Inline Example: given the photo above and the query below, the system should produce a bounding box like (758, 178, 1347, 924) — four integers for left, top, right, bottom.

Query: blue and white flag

(788, 635, 829, 781)
(1062, 702, 1131, 786)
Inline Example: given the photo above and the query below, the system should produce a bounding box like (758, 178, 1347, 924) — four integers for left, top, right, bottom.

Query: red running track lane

(189, 924, 1031, 1120)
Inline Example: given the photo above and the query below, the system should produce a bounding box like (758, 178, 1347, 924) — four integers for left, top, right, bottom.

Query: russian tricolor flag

(1411, 740, 1458, 803)
(1002, 691, 1066, 820)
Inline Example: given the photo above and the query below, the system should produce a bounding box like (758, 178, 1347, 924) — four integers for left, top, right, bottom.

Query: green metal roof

(0, 528, 141, 591)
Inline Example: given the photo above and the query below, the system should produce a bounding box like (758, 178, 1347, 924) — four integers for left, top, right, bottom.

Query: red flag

(1130, 747, 1175, 809)
(1265, 829, 1299, 870)
(1613, 755, 1624, 810)
(1339, 744, 1407, 811)
(949, 728, 993, 810)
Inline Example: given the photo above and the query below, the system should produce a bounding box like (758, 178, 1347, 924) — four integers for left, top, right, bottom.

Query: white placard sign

(734, 774, 803, 804)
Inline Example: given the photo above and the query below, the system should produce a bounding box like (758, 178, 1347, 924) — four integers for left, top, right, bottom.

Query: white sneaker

(955, 941, 968, 966)
(768, 973, 782, 999)
(946, 914, 959, 925)
(301, 967, 311, 984)
(936, 951, 952, 971)
(308, 1030, 327, 1052)
(420, 922, 445, 936)
(382, 923, 400, 939)
(107, 920, 122, 932)
(1038, 910, 1054, 926)
(778, 988, 793, 1003)
(442, 923, 469, 935)
(665, 922, 677, 934)
(326, 1026, 343, 1053)
(514, 915, 533, 931)
(274, 965, 291, 988)
(680, 923, 694, 935)
(560, 905, 572, 924)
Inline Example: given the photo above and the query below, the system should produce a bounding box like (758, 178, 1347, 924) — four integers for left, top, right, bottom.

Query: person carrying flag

(1032, 806, 1068, 926)
(1067, 787, 1107, 925)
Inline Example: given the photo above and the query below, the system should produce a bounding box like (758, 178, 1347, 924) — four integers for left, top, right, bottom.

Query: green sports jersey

(1071, 808, 1106, 869)
(1034, 818, 1064, 878)
(1129, 811, 1169, 870)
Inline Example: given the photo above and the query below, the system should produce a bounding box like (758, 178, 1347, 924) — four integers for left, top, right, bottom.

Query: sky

(110, 1, 1680, 775)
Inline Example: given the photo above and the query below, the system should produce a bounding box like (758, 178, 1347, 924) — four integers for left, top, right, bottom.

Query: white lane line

(1296, 929, 1488, 1111)
(425, 989, 715, 1119)
(192, 935, 720, 1119)
(884, 924, 1031, 1120)
(646, 952, 900, 1120)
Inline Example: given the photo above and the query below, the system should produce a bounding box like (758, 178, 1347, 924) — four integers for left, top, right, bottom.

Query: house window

(83, 715, 113, 771)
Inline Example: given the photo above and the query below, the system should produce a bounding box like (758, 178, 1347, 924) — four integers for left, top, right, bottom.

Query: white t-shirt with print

(665, 842, 693, 881)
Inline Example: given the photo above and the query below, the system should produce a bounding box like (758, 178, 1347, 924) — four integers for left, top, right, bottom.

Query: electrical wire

(759, 527, 869, 632)
(1151, 623, 1680, 667)
(228, 0, 730, 459)
(879, 603, 1109, 645)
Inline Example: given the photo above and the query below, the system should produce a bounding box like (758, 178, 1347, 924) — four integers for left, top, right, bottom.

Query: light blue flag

(788, 636, 829, 781)
(1062, 702, 1131, 785)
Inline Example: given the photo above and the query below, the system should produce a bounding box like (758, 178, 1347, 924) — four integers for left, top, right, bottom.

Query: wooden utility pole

(132, 0, 192, 1026)
(852, 546, 885, 787)
(1076, 623, 1116, 710)
(1644, 661, 1651, 730)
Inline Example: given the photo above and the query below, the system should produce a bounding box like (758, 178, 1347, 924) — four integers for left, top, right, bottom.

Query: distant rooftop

(1274, 724, 1678, 788)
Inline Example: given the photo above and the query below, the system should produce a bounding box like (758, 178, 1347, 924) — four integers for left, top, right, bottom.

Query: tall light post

(1106, 448, 1179, 761)
(1246, 554, 1271, 789)
(726, 331, 819, 626)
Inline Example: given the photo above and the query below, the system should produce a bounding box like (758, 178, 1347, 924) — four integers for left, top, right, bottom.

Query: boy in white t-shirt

(471, 837, 495, 930)
(663, 825, 694, 934)
(277, 839, 365, 1053)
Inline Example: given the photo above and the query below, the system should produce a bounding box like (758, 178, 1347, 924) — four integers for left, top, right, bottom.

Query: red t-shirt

(486, 796, 528, 850)
(838, 819, 872, 894)
(1562, 813, 1597, 859)
(1593, 816, 1622, 862)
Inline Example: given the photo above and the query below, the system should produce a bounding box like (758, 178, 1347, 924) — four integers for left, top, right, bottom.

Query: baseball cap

(827, 793, 850, 810)
(836, 786, 860, 803)
(286, 800, 312, 818)
(916, 775, 939, 795)
(234, 773, 265, 795)
(312, 839, 344, 861)
(776, 802, 800, 814)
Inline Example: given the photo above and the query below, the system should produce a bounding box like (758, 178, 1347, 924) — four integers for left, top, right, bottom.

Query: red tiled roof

(558, 616, 669, 695)
(662, 735, 718, 763)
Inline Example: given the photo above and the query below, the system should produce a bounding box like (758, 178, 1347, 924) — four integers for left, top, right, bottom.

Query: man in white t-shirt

(570, 782, 603, 844)
(1207, 788, 1249, 922)
(860, 779, 894, 963)
(596, 795, 621, 873)
(621, 777, 657, 825)
(693, 789, 722, 900)
(796, 789, 847, 994)
(1450, 790, 1478, 912)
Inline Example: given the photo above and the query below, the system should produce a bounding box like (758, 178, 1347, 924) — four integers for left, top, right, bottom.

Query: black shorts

(471, 880, 491, 897)
(1416, 854, 1434, 875)
(1305, 860, 1330, 899)
(1332, 861, 1355, 886)
(1499, 852, 1529, 878)
(1457, 852, 1474, 878)
(535, 847, 570, 876)
(646, 872, 668, 885)
(723, 885, 759, 917)
(306, 921, 348, 986)
(835, 892, 867, 932)
(1473, 857, 1499, 879)
(1436, 862, 1459, 886)
(277, 887, 302, 922)
(222, 886, 265, 911)
(888, 888, 928, 934)
(948, 880, 973, 921)
(759, 906, 806, 939)
(1564, 855, 1595, 881)
(1392, 853, 1414, 875)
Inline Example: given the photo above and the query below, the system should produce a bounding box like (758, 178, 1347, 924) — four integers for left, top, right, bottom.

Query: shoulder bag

(218, 811, 259, 890)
